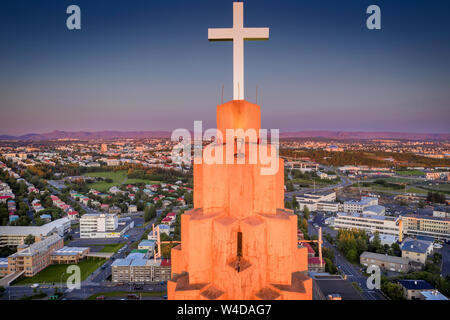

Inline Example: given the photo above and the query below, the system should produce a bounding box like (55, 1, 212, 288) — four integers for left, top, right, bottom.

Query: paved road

(440, 243, 450, 277)
(285, 175, 352, 201)
(309, 213, 386, 300)
(23, 199, 36, 226)
(3, 283, 166, 300)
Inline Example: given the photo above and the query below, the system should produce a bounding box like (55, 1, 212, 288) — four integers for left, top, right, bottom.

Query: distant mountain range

(0, 130, 448, 141)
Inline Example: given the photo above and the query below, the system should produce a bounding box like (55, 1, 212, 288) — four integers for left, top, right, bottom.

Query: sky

(0, 0, 449, 135)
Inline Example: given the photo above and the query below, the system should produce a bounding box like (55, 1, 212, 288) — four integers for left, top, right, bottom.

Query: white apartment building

(296, 191, 338, 212)
(80, 213, 119, 238)
(343, 196, 378, 213)
(333, 212, 401, 237)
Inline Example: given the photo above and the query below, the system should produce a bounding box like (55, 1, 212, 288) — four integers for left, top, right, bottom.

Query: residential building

(397, 280, 435, 300)
(51, 246, 90, 264)
(138, 240, 156, 252)
(0, 258, 8, 277)
(401, 238, 433, 265)
(79, 213, 119, 238)
(360, 251, 410, 273)
(7, 235, 63, 277)
(111, 252, 171, 284)
(401, 214, 450, 241)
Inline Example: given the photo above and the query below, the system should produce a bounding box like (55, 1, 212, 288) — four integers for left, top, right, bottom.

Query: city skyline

(1, 0, 449, 135)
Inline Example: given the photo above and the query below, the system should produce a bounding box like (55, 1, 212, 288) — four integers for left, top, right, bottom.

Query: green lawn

(87, 291, 166, 300)
(383, 177, 421, 184)
(406, 187, 428, 194)
(82, 171, 159, 192)
(86, 243, 125, 253)
(14, 258, 107, 285)
(395, 170, 425, 176)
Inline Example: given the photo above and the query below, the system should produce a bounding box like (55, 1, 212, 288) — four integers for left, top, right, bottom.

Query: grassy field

(395, 170, 425, 176)
(406, 187, 428, 195)
(14, 258, 107, 285)
(383, 177, 421, 184)
(420, 184, 450, 195)
(85, 243, 125, 253)
(82, 171, 159, 192)
(87, 291, 166, 300)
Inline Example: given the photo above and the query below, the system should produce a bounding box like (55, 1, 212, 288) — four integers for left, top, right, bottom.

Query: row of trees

(426, 191, 446, 204)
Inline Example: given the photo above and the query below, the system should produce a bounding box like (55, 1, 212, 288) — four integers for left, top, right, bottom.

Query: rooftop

(360, 251, 409, 265)
(397, 280, 434, 291)
(401, 238, 432, 254)
(420, 290, 448, 300)
(0, 217, 70, 237)
(52, 246, 89, 256)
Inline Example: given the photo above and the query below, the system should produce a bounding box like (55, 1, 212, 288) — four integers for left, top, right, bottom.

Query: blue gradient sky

(0, 0, 449, 135)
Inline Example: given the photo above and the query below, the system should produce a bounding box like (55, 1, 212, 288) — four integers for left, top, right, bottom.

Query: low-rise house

(401, 238, 433, 265)
(109, 206, 122, 214)
(51, 246, 90, 264)
(138, 240, 156, 252)
(397, 280, 435, 300)
(360, 251, 410, 273)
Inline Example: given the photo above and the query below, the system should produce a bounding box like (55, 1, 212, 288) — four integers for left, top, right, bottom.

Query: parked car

(30, 283, 39, 288)
(127, 294, 140, 300)
(96, 295, 105, 300)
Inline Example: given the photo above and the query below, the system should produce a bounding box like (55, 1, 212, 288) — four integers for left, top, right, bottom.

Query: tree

(286, 181, 294, 192)
(369, 232, 383, 253)
(302, 206, 310, 220)
(381, 279, 405, 300)
(346, 248, 358, 263)
(24, 234, 35, 245)
(292, 197, 298, 211)
(144, 205, 157, 222)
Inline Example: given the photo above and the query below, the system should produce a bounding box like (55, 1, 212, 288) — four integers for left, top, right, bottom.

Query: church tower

(168, 2, 312, 300)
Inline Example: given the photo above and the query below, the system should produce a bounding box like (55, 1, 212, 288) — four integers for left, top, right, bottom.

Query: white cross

(208, 2, 269, 101)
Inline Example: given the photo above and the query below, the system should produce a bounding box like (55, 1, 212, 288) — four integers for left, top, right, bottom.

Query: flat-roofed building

(360, 251, 410, 273)
(0, 257, 8, 277)
(296, 191, 338, 213)
(80, 213, 119, 238)
(111, 252, 171, 284)
(420, 290, 448, 300)
(311, 273, 364, 300)
(7, 235, 63, 277)
(0, 217, 70, 247)
(51, 246, 90, 264)
(344, 197, 378, 213)
(334, 212, 401, 237)
(364, 205, 385, 216)
(138, 240, 156, 252)
(401, 214, 450, 241)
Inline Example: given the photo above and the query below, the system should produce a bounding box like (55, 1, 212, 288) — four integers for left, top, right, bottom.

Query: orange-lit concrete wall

(169, 100, 312, 300)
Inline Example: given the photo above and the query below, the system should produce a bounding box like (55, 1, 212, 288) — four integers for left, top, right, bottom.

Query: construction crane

(151, 224, 181, 261)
